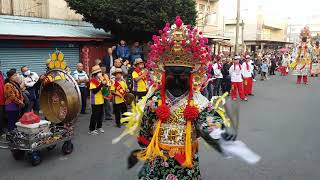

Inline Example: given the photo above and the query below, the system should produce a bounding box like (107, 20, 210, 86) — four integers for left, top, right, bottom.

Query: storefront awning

(0, 15, 111, 41)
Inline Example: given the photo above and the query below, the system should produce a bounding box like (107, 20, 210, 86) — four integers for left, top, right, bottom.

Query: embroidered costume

(289, 27, 315, 84)
(113, 17, 259, 180)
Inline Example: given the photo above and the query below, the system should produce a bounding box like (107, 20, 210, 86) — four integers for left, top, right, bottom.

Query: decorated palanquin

(311, 38, 320, 75)
(112, 17, 251, 180)
(289, 27, 315, 76)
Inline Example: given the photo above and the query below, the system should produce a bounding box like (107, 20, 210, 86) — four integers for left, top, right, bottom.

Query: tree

(66, 0, 197, 40)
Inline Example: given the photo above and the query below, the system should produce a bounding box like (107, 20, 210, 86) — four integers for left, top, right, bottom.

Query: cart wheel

(11, 150, 25, 160)
(62, 141, 73, 155)
(29, 151, 41, 166)
(47, 145, 56, 151)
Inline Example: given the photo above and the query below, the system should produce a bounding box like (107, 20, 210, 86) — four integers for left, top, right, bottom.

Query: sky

(220, 0, 320, 24)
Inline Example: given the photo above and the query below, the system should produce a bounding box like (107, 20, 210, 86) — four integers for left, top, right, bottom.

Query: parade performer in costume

(311, 40, 320, 76)
(132, 58, 148, 101)
(110, 68, 128, 128)
(242, 55, 254, 96)
(113, 17, 260, 179)
(229, 56, 247, 101)
(289, 27, 314, 84)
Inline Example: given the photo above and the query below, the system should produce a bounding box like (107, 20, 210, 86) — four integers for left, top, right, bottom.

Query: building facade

(0, 0, 109, 75)
(0, 0, 82, 20)
(195, 0, 232, 55)
(224, 4, 290, 53)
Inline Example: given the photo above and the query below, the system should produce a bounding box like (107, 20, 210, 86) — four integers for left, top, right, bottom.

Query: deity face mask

(165, 66, 191, 97)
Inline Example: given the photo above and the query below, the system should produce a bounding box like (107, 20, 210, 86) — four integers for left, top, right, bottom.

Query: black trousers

(222, 78, 231, 94)
(214, 78, 223, 96)
(89, 104, 103, 131)
(113, 102, 127, 126)
(80, 87, 88, 113)
(270, 65, 276, 75)
(0, 105, 5, 134)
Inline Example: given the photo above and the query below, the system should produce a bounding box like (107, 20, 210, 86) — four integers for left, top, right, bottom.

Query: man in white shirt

(73, 63, 89, 114)
(212, 55, 223, 96)
(21, 66, 40, 113)
(242, 55, 254, 96)
(229, 56, 247, 101)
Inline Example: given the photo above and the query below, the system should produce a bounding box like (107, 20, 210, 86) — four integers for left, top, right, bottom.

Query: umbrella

(278, 47, 289, 53)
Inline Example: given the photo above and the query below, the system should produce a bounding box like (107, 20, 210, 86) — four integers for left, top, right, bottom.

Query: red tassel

(156, 104, 170, 122)
(184, 105, 199, 121)
(161, 72, 166, 103)
(155, 72, 170, 122)
(183, 73, 199, 121)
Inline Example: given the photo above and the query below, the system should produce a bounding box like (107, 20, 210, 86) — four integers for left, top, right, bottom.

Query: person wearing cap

(229, 56, 247, 101)
(73, 63, 89, 114)
(88, 65, 105, 135)
(132, 58, 148, 101)
(242, 56, 254, 96)
(4, 69, 25, 131)
(212, 55, 223, 96)
(110, 68, 128, 128)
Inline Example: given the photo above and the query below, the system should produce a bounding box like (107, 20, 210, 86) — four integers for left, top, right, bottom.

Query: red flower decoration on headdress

(175, 16, 183, 28)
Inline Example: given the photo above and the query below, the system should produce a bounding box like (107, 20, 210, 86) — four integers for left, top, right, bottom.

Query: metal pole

(242, 20, 244, 52)
(10, 0, 14, 15)
(235, 0, 240, 55)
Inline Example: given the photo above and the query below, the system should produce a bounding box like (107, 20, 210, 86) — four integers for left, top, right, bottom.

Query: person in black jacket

(270, 55, 277, 75)
(103, 47, 116, 74)
(221, 58, 232, 94)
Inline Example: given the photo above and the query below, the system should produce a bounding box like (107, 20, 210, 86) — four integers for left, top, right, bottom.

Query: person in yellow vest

(110, 68, 128, 128)
(132, 58, 148, 101)
(88, 65, 105, 135)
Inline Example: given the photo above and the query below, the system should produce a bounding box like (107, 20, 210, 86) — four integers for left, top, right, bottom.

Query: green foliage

(66, 0, 197, 40)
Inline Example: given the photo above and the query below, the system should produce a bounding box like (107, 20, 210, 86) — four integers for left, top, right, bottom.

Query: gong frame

(40, 69, 82, 124)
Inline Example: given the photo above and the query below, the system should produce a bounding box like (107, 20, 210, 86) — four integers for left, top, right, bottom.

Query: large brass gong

(40, 69, 81, 124)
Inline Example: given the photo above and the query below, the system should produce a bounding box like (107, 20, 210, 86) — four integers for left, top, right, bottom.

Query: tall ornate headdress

(146, 16, 210, 92)
(147, 16, 210, 69)
(299, 26, 312, 42)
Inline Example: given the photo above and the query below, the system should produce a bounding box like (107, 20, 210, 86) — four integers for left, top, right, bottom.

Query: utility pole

(235, 0, 240, 55)
(242, 19, 245, 52)
(10, 0, 14, 15)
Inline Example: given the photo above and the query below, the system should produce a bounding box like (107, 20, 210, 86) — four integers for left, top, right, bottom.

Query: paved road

(1, 75, 320, 180)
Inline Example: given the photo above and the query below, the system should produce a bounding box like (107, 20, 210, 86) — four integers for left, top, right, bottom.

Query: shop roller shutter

(0, 47, 79, 76)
